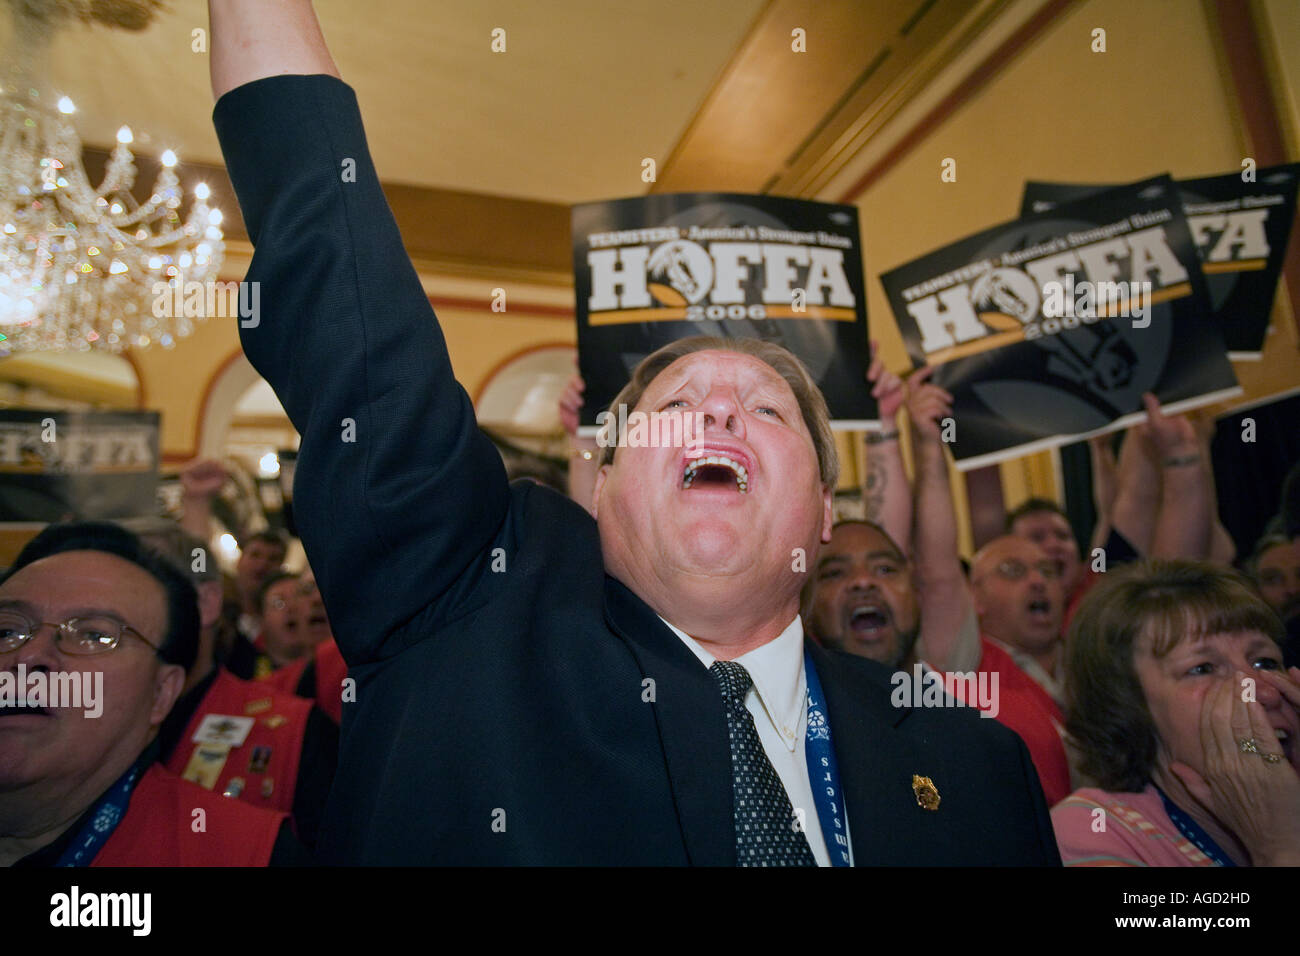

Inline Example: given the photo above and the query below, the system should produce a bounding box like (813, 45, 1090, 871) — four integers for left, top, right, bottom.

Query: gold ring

(1262, 752, 1283, 764)
(1239, 737, 1260, 753)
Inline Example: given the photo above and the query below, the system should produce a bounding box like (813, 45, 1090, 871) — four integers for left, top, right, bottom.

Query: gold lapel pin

(912, 774, 940, 811)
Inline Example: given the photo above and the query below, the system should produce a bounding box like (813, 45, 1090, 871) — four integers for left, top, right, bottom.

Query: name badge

(181, 743, 230, 789)
(192, 714, 255, 748)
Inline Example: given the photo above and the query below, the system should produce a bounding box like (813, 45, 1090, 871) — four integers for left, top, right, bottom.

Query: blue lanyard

(55, 760, 144, 867)
(1154, 785, 1235, 867)
(804, 649, 850, 866)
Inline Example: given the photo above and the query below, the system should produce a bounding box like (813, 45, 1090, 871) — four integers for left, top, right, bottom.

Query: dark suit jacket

(214, 74, 1061, 866)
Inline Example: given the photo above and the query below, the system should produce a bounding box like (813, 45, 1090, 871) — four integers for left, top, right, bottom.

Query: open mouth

(682, 455, 749, 493)
(1026, 598, 1052, 619)
(848, 603, 892, 639)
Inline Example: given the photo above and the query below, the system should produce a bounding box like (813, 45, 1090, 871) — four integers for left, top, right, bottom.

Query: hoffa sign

(573, 193, 877, 430)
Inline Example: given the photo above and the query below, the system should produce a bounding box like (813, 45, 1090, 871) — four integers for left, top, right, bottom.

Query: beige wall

(132, 309, 243, 462)
(130, 274, 574, 463)
(1261, 0, 1300, 157)
(437, 304, 573, 405)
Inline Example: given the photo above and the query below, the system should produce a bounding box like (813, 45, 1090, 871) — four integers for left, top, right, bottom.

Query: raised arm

(863, 343, 910, 555)
(1086, 434, 1117, 554)
(1109, 423, 1160, 556)
(1144, 394, 1213, 560)
(178, 458, 227, 542)
(1189, 410, 1236, 566)
(209, 0, 339, 98)
(906, 368, 979, 672)
(209, 2, 510, 664)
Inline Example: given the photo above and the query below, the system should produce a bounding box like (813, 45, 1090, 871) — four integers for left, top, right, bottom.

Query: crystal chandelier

(0, 0, 224, 353)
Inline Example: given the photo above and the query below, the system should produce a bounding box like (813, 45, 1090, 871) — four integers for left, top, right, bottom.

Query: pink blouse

(1051, 786, 1217, 866)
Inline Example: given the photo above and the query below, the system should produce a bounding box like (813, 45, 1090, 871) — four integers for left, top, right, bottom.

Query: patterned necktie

(709, 660, 817, 867)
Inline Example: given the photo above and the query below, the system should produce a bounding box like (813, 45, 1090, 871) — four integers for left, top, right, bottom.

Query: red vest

(93, 765, 284, 866)
(164, 669, 311, 814)
(948, 639, 1072, 807)
(262, 638, 346, 724)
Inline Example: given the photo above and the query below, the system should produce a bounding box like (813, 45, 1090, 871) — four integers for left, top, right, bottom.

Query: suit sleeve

(1013, 732, 1064, 866)
(291, 707, 339, 853)
(212, 75, 509, 664)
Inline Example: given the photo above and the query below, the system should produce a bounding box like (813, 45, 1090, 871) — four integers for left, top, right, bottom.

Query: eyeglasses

(994, 559, 1061, 581)
(0, 610, 162, 657)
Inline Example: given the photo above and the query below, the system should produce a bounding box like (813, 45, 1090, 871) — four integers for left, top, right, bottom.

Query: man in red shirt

(1006, 397, 1231, 633)
(968, 535, 1073, 806)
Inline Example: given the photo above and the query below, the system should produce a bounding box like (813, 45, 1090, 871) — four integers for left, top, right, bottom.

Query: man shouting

(207, 0, 1057, 865)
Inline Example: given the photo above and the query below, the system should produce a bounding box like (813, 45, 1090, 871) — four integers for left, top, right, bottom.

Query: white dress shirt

(658, 614, 852, 866)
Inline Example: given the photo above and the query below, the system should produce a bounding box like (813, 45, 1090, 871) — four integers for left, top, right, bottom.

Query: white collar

(658, 615, 806, 752)
(986, 634, 1065, 706)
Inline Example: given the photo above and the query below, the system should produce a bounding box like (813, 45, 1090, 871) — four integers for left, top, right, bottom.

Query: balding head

(971, 535, 1064, 655)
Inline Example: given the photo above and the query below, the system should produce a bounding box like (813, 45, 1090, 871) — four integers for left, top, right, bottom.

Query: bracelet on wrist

(865, 429, 899, 445)
(1162, 452, 1202, 468)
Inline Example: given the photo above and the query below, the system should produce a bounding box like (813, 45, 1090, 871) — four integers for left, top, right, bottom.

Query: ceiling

(13, 0, 767, 203)
(3, 0, 1002, 279)
(0, 0, 1018, 413)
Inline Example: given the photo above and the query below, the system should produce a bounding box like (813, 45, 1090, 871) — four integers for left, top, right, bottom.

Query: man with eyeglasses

(965, 536, 1073, 805)
(0, 522, 303, 866)
(259, 571, 348, 726)
(1006, 396, 1228, 636)
(841, 368, 1072, 806)
(252, 572, 308, 678)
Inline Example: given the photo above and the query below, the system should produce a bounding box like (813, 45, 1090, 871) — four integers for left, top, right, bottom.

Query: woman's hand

(1170, 670, 1300, 866)
(1257, 667, 1300, 775)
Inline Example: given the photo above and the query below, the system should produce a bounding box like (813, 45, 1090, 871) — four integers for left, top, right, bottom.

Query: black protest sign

(881, 176, 1239, 470)
(572, 193, 875, 429)
(0, 410, 161, 521)
(1022, 164, 1300, 359)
